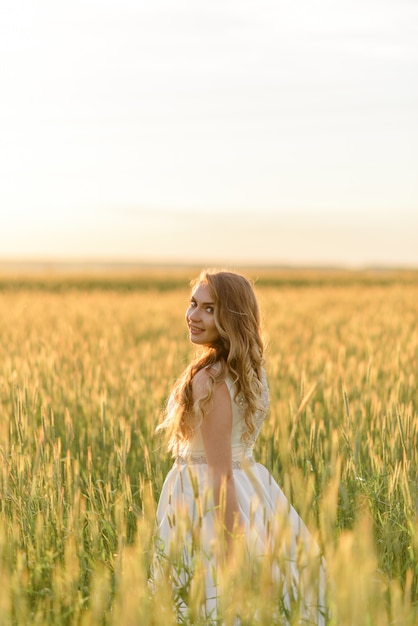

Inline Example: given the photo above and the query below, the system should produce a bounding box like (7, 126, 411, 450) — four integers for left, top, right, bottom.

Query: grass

(0, 270, 417, 624)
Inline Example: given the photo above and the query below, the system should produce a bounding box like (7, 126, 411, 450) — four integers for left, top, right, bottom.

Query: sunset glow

(1, 0, 417, 267)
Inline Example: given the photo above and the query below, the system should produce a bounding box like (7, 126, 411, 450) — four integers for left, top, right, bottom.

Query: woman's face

(185, 282, 220, 346)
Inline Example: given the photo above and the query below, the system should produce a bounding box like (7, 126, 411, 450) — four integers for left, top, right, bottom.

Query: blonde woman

(154, 269, 326, 624)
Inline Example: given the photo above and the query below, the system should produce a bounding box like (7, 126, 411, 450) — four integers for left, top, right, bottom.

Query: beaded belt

(176, 454, 255, 470)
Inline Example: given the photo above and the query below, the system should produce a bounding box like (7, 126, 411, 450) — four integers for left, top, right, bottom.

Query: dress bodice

(177, 369, 269, 465)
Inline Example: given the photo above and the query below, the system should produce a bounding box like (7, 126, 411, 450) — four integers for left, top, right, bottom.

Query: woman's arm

(192, 369, 241, 552)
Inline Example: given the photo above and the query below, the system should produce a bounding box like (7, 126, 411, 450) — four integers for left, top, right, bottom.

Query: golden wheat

(0, 277, 417, 625)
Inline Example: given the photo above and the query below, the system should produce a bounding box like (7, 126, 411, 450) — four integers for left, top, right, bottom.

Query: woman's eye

(206, 307, 214, 314)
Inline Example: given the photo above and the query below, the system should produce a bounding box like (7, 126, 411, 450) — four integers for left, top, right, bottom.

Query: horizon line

(1, 257, 418, 274)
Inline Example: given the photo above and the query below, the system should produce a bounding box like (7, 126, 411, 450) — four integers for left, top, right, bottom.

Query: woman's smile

(189, 324, 204, 334)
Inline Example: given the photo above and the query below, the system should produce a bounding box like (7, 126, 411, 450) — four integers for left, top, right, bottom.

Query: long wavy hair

(157, 269, 265, 454)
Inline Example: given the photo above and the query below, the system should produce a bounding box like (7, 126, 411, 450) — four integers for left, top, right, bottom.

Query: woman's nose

(188, 306, 200, 321)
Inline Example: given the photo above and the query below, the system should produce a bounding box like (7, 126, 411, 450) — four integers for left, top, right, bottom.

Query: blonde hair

(157, 269, 265, 453)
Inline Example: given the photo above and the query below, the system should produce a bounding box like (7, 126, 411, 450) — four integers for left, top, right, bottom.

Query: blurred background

(1, 0, 417, 270)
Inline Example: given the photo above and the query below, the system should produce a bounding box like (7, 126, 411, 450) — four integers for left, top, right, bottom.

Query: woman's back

(177, 368, 269, 466)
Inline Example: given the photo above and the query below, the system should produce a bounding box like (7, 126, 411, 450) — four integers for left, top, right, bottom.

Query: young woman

(154, 269, 326, 624)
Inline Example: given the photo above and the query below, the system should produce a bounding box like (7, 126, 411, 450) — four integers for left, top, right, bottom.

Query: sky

(1, 0, 417, 268)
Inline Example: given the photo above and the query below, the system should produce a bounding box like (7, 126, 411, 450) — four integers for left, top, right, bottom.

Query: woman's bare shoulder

(191, 368, 211, 399)
(192, 365, 226, 401)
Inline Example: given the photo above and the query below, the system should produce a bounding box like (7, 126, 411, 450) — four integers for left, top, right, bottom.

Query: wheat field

(0, 270, 417, 625)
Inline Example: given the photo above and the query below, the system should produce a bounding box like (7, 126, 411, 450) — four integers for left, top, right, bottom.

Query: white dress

(154, 370, 326, 624)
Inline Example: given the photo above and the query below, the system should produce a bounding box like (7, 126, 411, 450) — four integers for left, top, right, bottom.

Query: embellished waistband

(176, 454, 255, 470)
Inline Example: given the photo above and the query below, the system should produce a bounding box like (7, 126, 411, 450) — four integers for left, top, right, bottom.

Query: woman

(154, 269, 326, 624)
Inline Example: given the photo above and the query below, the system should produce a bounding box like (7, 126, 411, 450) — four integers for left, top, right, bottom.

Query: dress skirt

(154, 459, 327, 625)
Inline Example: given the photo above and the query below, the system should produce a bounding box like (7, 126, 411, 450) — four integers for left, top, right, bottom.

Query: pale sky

(1, 0, 417, 267)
